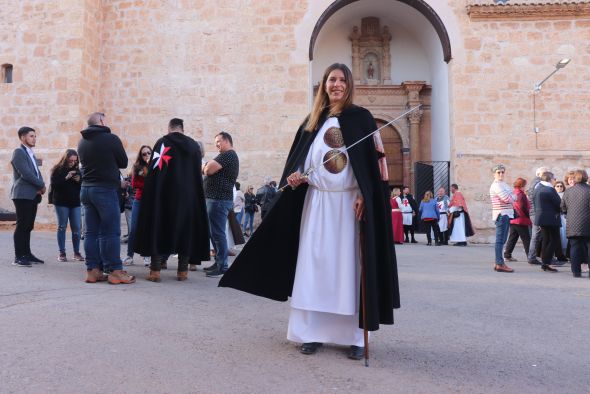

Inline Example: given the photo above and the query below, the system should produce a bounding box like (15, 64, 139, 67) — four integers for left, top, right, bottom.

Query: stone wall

(0, 0, 102, 223)
(98, 0, 310, 188)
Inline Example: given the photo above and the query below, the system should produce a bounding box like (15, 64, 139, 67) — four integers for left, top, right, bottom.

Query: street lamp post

(533, 58, 571, 133)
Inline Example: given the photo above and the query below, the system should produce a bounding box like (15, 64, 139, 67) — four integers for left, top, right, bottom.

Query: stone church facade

(1, 0, 589, 239)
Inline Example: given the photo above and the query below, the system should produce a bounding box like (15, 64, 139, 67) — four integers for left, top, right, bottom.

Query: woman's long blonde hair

(391, 188, 401, 198)
(423, 190, 433, 202)
(304, 63, 354, 132)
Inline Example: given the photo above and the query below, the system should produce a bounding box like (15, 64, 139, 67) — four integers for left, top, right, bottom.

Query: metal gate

(414, 161, 450, 204)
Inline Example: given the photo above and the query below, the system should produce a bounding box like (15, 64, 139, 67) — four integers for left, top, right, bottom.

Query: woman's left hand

(353, 196, 365, 221)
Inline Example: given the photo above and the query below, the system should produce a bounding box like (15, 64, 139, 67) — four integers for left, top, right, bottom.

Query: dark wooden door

(376, 121, 403, 187)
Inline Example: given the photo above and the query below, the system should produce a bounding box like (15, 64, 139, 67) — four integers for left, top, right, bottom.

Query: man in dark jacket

(256, 177, 277, 220)
(78, 112, 133, 284)
(561, 169, 590, 278)
(526, 166, 547, 265)
(532, 171, 561, 272)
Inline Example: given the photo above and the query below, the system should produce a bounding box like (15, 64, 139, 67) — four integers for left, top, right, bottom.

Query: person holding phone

(50, 149, 84, 262)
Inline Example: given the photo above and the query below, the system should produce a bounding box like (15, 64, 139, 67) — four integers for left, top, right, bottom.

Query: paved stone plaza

(0, 230, 588, 394)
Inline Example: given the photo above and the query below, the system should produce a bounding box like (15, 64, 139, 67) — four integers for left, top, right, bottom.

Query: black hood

(162, 132, 195, 154)
(80, 125, 112, 139)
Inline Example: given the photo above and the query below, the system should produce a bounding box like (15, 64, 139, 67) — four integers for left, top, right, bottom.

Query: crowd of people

(10, 118, 589, 282)
(489, 165, 590, 277)
(9, 117, 282, 275)
(389, 184, 474, 247)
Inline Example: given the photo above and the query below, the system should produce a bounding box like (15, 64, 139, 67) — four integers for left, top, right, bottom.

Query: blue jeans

(528, 223, 542, 262)
(495, 214, 510, 264)
(243, 211, 254, 235)
(206, 198, 233, 271)
(54, 205, 81, 254)
(127, 198, 141, 257)
(235, 208, 244, 227)
(81, 186, 122, 271)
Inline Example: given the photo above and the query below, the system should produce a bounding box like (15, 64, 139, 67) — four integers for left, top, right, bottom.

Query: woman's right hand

(286, 171, 307, 189)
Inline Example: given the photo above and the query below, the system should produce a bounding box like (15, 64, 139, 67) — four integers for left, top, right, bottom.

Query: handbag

(47, 185, 54, 205)
(228, 211, 245, 245)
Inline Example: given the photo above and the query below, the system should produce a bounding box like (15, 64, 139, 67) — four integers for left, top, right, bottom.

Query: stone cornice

(355, 84, 432, 96)
(467, 2, 590, 20)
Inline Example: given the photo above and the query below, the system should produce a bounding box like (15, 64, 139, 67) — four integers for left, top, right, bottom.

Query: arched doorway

(376, 120, 404, 187)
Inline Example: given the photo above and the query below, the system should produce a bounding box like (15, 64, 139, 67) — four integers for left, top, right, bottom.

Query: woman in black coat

(242, 185, 257, 237)
(220, 63, 400, 360)
(50, 149, 83, 262)
(533, 171, 562, 272)
(561, 169, 590, 278)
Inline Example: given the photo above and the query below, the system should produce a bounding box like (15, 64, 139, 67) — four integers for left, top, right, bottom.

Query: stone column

(381, 26, 392, 85)
(402, 81, 425, 184)
(349, 26, 361, 84)
(401, 147, 411, 187)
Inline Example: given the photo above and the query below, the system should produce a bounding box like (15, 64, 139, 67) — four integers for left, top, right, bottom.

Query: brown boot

(177, 271, 188, 281)
(108, 270, 136, 284)
(85, 268, 107, 283)
(146, 270, 161, 282)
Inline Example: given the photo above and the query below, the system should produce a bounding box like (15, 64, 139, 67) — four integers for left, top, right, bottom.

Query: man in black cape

(219, 105, 400, 333)
(134, 118, 210, 281)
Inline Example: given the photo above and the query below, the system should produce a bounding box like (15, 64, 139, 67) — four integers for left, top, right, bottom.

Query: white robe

(287, 117, 364, 347)
(436, 200, 448, 232)
(400, 197, 414, 226)
(448, 206, 466, 242)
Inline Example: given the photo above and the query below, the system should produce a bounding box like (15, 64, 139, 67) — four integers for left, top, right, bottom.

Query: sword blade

(308, 104, 422, 175)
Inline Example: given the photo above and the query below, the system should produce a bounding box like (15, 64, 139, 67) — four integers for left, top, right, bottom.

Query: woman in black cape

(220, 63, 400, 360)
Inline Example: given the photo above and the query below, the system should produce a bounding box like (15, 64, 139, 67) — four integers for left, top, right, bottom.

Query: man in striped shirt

(489, 164, 516, 272)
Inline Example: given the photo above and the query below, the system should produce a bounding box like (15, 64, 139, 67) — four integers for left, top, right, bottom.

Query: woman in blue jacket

(419, 191, 441, 246)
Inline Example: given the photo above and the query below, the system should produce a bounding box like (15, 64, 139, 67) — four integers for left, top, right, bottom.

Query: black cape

(134, 132, 210, 263)
(448, 211, 475, 238)
(219, 105, 400, 331)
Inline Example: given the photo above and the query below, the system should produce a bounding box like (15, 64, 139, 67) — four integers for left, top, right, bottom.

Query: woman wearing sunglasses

(489, 164, 516, 272)
(123, 145, 152, 266)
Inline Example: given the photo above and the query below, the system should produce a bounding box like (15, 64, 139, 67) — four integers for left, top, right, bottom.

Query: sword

(279, 104, 422, 192)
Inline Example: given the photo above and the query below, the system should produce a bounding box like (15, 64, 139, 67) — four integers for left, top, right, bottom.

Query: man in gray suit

(11, 126, 46, 267)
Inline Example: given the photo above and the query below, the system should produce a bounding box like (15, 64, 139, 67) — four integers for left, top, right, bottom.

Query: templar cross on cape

(153, 143, 172, 170)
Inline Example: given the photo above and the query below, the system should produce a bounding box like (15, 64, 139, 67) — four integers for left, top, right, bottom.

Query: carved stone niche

(349, 17, 392, 86)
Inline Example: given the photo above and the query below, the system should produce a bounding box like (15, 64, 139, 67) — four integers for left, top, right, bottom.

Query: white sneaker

(123, 256, 134, 266)
(143, 256, 151, 267)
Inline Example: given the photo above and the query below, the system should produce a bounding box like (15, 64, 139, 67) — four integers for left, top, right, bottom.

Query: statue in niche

(363, 53, 379, 83)
(349, 17, 392, 84)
